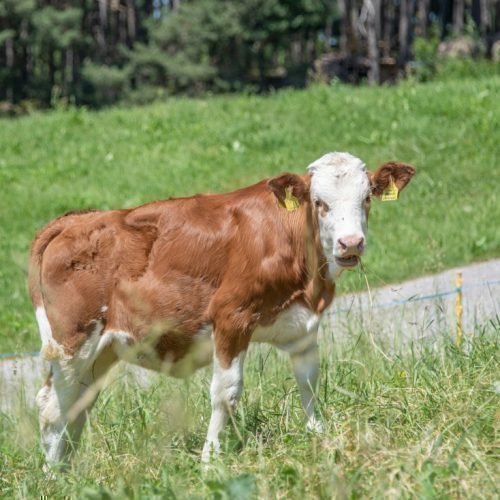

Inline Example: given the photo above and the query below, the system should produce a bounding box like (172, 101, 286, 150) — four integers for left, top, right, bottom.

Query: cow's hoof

(201, 441, 220, 465)
(42, 463, 60, 480)
(306, 417, 324, 433)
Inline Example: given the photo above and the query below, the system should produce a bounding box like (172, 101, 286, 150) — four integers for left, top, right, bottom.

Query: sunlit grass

(1, 324, 498, 498)
(1, 76, 499, 353)
(0, 76, 499, 495)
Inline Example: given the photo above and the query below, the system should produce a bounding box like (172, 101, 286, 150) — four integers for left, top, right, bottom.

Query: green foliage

(31, 6, 83, 49)
(411, 17, 499, 84)
(0, 0, 498, 107)
(81, 61, 128, 106)
(125, 85, 169, 106)
(0, 0, 35, 18)
(0, 0, 331, 106)
(435, 57, 500, 81)
(0, 28, 15, 44)
(126, 38, 217, 95)
(0, 76, 499, 353)
(125, 0, 329, 97)
(412, 26, 440, 82)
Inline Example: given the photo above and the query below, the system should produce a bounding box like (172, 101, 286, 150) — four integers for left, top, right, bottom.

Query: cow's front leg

(290, 343, 324, 433)
(202, 346, 246, 463)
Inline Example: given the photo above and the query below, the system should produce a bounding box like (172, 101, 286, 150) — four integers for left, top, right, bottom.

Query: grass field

(1, 76, 499, 353)
(0, 76, 499, 497)
(1, 325, 498, 498)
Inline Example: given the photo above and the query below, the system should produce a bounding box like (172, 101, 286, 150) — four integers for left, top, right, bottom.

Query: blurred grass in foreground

(1, 322, 498, 498)
(0, 76, 499, 352)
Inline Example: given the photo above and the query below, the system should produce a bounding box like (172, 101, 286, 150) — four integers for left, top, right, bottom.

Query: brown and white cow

(29, 152, 415, 466)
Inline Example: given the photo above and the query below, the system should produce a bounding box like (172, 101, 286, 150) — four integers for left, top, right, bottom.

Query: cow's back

(29, 180, 318, 359)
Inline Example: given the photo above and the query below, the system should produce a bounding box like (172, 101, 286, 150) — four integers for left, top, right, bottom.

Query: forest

(1, 0, 499, 109)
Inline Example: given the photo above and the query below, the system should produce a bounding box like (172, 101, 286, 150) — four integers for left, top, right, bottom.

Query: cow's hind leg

(36, 342, 117, 468)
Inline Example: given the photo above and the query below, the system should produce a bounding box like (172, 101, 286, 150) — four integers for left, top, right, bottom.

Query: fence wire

(1, 278, 499, 360)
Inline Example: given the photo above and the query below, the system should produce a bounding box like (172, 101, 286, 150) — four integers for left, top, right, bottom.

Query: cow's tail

(28, 217, 70, 361)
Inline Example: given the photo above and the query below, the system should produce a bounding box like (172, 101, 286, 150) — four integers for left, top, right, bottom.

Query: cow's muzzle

(335, 235, 364, 267)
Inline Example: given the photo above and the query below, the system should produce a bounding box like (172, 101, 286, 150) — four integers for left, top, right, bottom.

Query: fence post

(455, 271, 463, 347)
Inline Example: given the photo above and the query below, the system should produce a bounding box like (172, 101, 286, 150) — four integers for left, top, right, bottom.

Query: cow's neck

(302, 196, 336, 314)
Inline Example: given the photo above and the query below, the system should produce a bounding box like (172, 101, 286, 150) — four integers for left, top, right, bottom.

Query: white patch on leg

(290, 345, 324, 433)
(36, 363, 86, 466)
(36, 382, 65, 463)
(36, 306, 52, 344)
(202, 350, 246, 462)
(306, 415, 324, 433)
(36, 306, 66, 361)
(36, 320, 129, 467)
(252, 304, 324, 430)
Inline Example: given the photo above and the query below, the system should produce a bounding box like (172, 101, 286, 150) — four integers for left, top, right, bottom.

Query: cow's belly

(98, 325, 213, 378)
(251, 303, 320, 354)
(102, 304, 319, 377)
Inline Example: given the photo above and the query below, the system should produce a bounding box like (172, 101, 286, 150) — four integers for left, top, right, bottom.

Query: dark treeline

(1, 0, 499, 109)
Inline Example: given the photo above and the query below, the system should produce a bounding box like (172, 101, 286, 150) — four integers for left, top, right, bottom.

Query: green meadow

(1, 76, 499, 353)
(1, 326, 498, 498)
(0, 76, 499, 497)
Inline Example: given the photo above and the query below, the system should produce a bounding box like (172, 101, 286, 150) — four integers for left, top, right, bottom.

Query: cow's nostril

(338, 236, 364, 254)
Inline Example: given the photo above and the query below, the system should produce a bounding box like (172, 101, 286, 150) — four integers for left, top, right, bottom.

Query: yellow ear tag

(381, 176, 399, 202)
(283, 186, 300, 211)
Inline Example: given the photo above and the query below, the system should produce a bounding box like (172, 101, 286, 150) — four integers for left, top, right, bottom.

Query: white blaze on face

(308, 152, 371, 276)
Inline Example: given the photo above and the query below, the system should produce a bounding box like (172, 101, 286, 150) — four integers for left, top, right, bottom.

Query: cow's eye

(315, 199, 329, 215)
(365, 195, 371, 204)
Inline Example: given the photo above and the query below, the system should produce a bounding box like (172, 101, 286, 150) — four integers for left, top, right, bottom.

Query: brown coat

(29, 173, 334, 367)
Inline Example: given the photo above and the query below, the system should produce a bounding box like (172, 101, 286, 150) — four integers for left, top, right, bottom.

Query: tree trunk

(480, 0, 491, 33)
(340, 0, 361, 56)
(48, 48, 55, 105)
(61, 49, 67, 97)
(126, 0, 136, 45)
(97, 0, 108, 55)
(364, 0, 380, 84)
(119, 8, 127, 46)
(5, 37, 14, 102)
(439, 0, 453, 38)
(399, 0, 409, 64)
(399, 0, 414, 65)
(324, 12, 333, 46)
(416, 0, 430, 36)
(453, 0, 465, 34)
(350, 0, 360, 55)
(66, 47, 74, 99)
(99, 0, 108, 27)
(495, 0, 500, 32)
(339, 0, 350, 54)
(374, 0, 381, 39)
(382, 0, 394, 57)
(19, 20, 30, 102)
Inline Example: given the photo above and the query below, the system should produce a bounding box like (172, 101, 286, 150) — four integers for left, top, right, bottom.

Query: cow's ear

(369, 161, 416, 197)
(267, 173, 310, 206)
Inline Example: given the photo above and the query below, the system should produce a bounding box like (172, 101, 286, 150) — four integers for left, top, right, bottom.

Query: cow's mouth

(335, 256, 360, 268)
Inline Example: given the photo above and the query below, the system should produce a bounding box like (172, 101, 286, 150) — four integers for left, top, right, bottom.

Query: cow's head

(307, 152, 415, 276)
